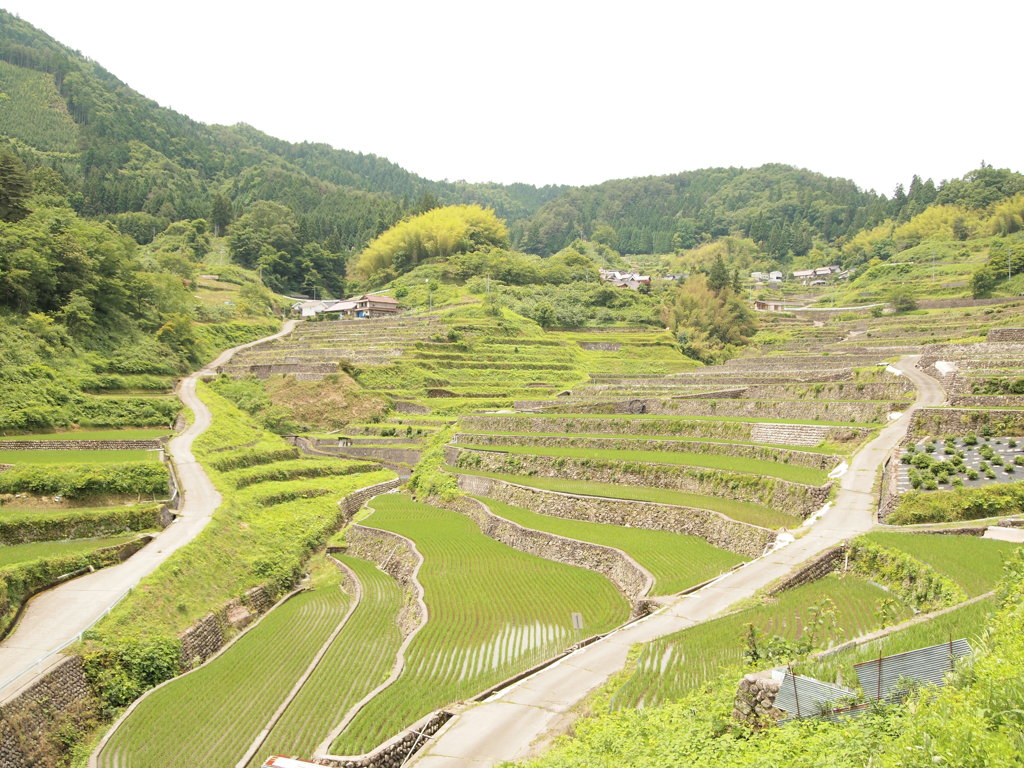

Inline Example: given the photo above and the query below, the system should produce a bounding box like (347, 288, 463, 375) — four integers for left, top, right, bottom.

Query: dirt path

(0, 320, 297, 704)
(409, 355, 944, 768)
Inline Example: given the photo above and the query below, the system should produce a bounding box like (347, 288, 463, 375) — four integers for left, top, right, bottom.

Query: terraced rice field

(800, 596, 996, 688)
(0, 534, 140, 567)
(97, 564, 350, 768)
(331, 494, 630, 754)
(449, 467, 797, 529)
(612, 574, 905, 709)
(457, 444, 830, 485)
(0, 449, 158, 465)
(247, 555, 404, 767)
(864, 532, 1020, 596)
(476, 496, 746, 595)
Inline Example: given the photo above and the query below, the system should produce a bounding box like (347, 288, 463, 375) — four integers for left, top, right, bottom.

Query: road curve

(0, 320, 297, 704)
(409, 355, 945, 768)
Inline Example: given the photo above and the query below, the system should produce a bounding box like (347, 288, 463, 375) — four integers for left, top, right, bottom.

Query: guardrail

(0, 583, 134, 702)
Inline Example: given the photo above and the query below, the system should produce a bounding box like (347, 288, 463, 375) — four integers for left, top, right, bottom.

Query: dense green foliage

(517, 550, 1024, 768)
(0, 461, 168, 498)
(890, 480, 1024, 524)
(0, 503, 163, 545)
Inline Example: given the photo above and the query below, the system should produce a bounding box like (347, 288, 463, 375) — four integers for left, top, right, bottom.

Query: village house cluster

(291, 293, 400, 319)
(751, 265, 850, 287)
(599, 269, 651, 290)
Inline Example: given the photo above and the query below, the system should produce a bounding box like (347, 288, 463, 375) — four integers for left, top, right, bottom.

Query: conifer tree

(0, 152, 31, 223)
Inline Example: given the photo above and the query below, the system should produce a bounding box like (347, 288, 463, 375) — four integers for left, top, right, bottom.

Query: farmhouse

(291, 294, 401, 319)
(753, 299, 787, 312)
(600, 269, 651, 290)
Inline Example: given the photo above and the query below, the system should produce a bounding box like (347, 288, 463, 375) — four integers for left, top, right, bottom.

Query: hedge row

(0, 463, 169, 499)
(0, 504, 165, 545)
(208, 447, 300, 472)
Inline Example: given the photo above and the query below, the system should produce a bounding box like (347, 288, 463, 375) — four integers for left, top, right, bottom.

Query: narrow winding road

(410, 356, 945, 768)
(0, 320, 296, 703)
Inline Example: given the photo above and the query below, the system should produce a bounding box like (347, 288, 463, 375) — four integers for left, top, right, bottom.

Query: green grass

(0, 428, 171, 441)
(0, 449, 159, 465)
(457, 444, 829, 485)
(613, 574, 907, 709)
(97, 563, 349, 768)
(0, 534, 140, 567)
(331, 494, 630, 754)
(862, 532, 1020, 596)
(247, 555, 404, 767)
(799, 596, 996, 689)
(476, 496, 746, 595)
(90, 384, 395, 641)
(449, 467, 797, 529)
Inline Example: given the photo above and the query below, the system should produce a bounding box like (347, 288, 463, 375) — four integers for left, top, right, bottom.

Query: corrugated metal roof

(775, 672, 857, 718)
(854, 639, 972, 701)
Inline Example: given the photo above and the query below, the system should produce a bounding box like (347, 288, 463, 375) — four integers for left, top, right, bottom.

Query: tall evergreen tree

(0, 152, 31, 223)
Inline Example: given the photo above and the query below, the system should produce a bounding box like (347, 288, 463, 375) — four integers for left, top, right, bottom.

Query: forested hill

(515, 165, 895, 256)
(0, 10, 564, 250)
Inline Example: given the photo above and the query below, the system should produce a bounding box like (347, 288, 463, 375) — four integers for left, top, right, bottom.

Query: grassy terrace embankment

(449, 467, 796, 529)
(476, 496, 746, 595)
(83, 383, 394, 707)
(330, 494, 630, 754)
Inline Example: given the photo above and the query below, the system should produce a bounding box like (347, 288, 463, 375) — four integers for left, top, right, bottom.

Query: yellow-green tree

(353, 205, 508, 284)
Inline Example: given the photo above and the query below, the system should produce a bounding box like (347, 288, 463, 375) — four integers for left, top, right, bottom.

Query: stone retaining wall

(451, 449, 830, 518)
(986, 327, 1024, 342)
(577, 342, 621, 351)
(948, 395, 1024, 408)
(452, 433, 840, 471)
(536, 397, 901, 424)
(461, 414, 757, 441)
(733, 673, 782, 725)
(0, 439, 163, 450)
(342, 525, 423, 636)
(455, 474, 774, 558)
(437, 495, 653, 607)
(315, 710, 452, 768)
(909, 407, 1024, 438)
(0, 656, 101, 768)
(768, 545, 848, 595)
(179, 585, 273, 669)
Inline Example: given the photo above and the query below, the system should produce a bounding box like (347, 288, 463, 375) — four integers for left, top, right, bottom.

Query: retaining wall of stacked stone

(909, 408, 1024, 438)
(454, 474, 775, 558)
(948, 394, 1024, 408)
(0, 440, 164, 450)
(314, 710, 453, 768)
(733, 673, 783, 725)
(0, 656, 102, 768)
(435, 495, 653, 608)
(986, 327, 1024, 342)
(452, 433, 841, 471)
(341, 525, 423, 636)
(450, 449, 831, 517)
(461, 413, 755, 440)
(767, 545, 848, 595)
(536, 397, 903, 423)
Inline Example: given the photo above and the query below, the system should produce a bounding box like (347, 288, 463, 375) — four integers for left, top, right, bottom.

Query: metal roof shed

(774, 672, 857, 719)
(854, 639, 972, 701)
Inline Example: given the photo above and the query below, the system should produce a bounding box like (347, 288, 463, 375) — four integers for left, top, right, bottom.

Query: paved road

(410, 356, 945, 768)
(0, 321, 297, 704)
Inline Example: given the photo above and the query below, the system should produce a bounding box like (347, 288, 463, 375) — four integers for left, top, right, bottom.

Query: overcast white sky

(4, 0, 1021, 195)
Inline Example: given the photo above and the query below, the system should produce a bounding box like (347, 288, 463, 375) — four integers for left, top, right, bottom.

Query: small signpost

(571, 612, 584, 647)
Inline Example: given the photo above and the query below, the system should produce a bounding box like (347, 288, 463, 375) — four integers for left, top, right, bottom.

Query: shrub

(0, 462, 168, 499)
